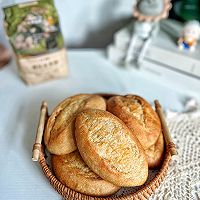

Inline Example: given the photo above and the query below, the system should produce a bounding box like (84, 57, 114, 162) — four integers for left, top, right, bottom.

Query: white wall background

(0, 0, 135, 48)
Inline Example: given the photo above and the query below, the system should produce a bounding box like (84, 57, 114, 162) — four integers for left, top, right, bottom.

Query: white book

(144, 20, 200, 79)
(141, 59, 200, 97)
(107, 44, 200, 97)
(109, 20, 200, 79)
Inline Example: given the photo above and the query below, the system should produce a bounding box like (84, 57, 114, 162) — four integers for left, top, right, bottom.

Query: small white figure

(125, 21, 158, 66)
(107, 0, 171, 67)
(178, 20, 200, 52)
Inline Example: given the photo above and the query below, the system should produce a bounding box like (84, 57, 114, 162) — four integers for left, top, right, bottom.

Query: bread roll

(107, 95, 161, 149)
(44, 94, 106, 155)
(52, 151, 120, 196)
(75, 109, 148, 187)
(145, 132, 164, 169)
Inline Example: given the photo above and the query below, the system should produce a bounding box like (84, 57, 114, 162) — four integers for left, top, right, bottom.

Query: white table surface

(0, 49, 200, 200)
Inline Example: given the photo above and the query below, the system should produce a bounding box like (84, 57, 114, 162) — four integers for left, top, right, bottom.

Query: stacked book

(107, 20, 200, 79)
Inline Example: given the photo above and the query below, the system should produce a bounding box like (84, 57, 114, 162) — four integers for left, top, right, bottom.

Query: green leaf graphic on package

(4, 0, 64, 56)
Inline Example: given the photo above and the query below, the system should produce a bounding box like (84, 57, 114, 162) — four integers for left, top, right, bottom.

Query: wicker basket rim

(32, 93, 177, 200)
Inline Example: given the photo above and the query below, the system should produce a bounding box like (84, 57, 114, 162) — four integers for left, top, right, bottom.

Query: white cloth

(0, 49, 200, 200)
(117, 112, 200, 200)
(150, 112, 200, 200)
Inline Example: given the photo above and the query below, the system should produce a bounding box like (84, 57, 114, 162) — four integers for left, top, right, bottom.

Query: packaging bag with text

(3, 0, 68, 85)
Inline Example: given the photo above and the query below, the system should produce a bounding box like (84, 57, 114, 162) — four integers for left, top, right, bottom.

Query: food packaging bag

(3, 0, 68, 85)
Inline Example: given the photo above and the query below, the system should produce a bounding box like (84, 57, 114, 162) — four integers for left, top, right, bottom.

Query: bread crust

(44, 94, 106, 155)
(107, 95, 161, 149)
(75, 109, 148, 187)
(51, 151, 120, 196)
(145, 132, 164, 169)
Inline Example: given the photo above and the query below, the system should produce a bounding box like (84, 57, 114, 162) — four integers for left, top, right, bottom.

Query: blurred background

(0, 0, 200, 48)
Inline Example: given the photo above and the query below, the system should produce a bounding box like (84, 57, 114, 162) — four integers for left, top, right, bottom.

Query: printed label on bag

(18, 48, 68, 84)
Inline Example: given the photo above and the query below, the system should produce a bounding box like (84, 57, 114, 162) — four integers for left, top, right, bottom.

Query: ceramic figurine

(133, 0, 171, 22)
(125, 0, 171, 66)
(178, 20, 200, 52)
(107, 0, 171, 67)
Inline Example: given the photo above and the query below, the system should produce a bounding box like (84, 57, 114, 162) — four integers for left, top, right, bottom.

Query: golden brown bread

(75, 109, 148, 187)
(51, 151, 120, 196)
(44, 94, 106, 155)
(107, 95, 161, 149)
(145, 132, 164, 169)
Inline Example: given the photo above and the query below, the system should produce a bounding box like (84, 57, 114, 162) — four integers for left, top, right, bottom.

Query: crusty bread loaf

(145, 132, 164, 169)
(44, 94, 106, 155)
(75, 109, 148, 187)
(107, 95, 161, 149)
(51, 151, 120, 196)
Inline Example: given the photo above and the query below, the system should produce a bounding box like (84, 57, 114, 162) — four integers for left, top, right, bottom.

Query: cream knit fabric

(115, 112, 200, 200)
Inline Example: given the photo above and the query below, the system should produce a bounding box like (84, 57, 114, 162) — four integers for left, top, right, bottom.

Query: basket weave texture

(33, 94, 177, 200)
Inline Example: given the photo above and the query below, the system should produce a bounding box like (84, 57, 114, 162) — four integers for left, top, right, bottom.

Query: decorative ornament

(125, 0, 172, 66)
(178, 20, 200, 52)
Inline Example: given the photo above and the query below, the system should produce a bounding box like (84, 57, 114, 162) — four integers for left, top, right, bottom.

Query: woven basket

(32, 94, 177, 200)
